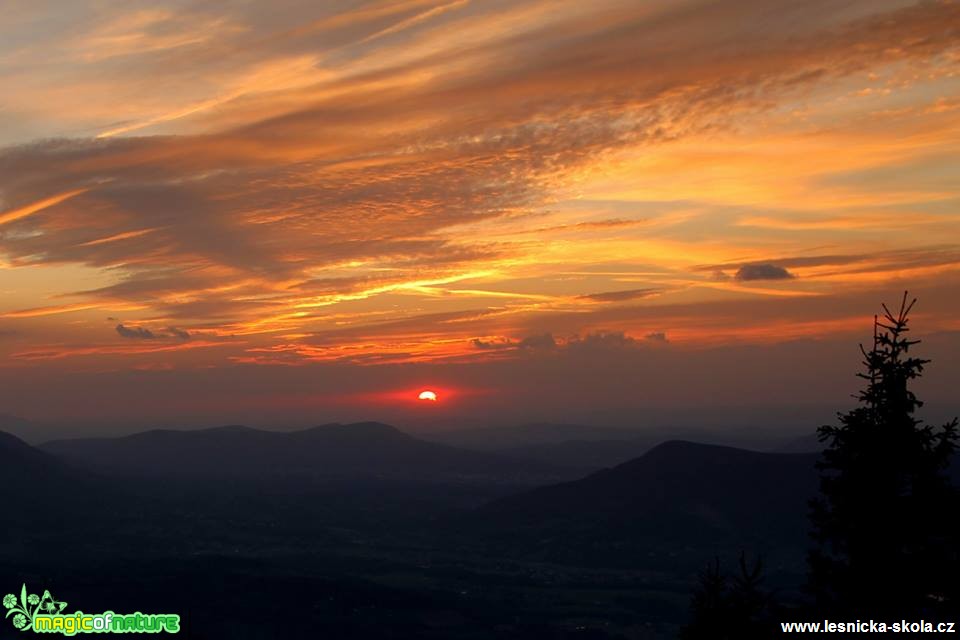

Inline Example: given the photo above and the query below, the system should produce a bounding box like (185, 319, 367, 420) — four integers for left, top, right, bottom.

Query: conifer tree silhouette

(681, 553, 776, 639)
(808, 292, 959, 616)
(682, 558, 729, 638)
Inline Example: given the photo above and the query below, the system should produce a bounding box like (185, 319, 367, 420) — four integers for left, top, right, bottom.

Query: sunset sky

(1, 0, 958, 435)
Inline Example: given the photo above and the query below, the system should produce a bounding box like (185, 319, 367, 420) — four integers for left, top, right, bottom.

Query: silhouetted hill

(0, 430, 107, 529)
(424, 422, 813, 459)
(39, 422, 569, 485)
(479, 441, 821, 551)
(423, 423, 643, 450)
(0, 429, 62, 476)
(476, 439, 960, 567)
(493, 439, 656, 471)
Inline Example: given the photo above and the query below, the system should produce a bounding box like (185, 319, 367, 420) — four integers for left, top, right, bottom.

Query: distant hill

(39, 422, 570, 485)
(424, 422, 815, 461)
(0, 430, 105, 530)
(422, 423, 650, 450)
(492, 439, 656, 471)
(478, 441, 821, 560)
(475, 439, 960, 567)
(0, 429, 72, 483)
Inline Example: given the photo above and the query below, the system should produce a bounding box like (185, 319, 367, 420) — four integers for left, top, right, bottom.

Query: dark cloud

(115, 324, 191, 340)
(471, 337, 514, 350)
(567, 331, 638, 352)
(479, 330, 657, 356)
(518, 333, 557, 350)
(735, 263, 795, 281)
(711, 270, 731, 281)
(116, 324, 156, 340)
(645, 332, 668, 343)
(166, 327, 191, 340)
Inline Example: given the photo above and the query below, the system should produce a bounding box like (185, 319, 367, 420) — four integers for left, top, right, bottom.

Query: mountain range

(8, 423, 960, 575)
(38, 422, 570, 485)
(423, 422, 823, 470)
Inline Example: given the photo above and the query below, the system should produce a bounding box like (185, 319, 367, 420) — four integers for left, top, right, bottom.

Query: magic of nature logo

(3, 584, 180, 635)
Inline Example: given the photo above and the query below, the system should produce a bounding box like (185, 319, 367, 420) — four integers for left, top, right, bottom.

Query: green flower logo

(4, 584, 63, 632)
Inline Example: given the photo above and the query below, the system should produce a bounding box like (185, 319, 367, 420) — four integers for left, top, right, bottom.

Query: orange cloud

(0, 0, 958, 380)
(0, 189, 89, 226)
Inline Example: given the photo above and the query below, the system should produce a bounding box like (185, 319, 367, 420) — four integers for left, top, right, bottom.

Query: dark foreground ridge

(5, 425, 959, 639)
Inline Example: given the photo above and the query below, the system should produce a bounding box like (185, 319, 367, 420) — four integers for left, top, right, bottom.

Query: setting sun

(418, 390, 438, 402)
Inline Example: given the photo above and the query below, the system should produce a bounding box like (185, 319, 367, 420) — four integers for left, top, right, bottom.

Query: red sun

(417, 390, 438, 402)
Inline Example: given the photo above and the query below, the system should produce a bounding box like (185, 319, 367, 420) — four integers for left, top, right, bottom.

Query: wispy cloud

(0, 188, 89, 225)
(0, 0, 957, 390)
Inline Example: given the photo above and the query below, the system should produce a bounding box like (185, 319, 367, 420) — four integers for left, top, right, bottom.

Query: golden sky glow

(0, 0, 958, 428)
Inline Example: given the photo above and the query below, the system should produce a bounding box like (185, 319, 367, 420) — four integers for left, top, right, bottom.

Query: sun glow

(418, 390, 438, 401)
